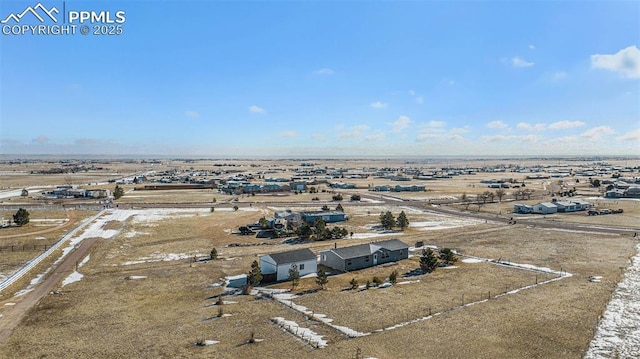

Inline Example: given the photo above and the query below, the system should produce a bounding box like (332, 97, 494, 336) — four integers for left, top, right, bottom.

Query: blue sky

(1, 1, 639, 157)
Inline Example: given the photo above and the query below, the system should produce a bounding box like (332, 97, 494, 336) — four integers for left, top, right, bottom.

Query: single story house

(319, 239, 409, 272)
(532, 202, 558, 214)
(300, 211, 348, 224)
(259, 248, 317, 282)
(513, 204, 533, 214)
(554, 200, 590, 212)
(394, 185, 426, 192)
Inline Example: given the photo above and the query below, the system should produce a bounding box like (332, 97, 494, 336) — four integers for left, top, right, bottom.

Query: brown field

(0, 158, 638, 358)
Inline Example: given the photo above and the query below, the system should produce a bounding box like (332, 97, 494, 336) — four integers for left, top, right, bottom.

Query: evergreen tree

(349, 278, 359, 290)
(379, 211, 395, 230)
(396, 211, 409, 230)
(13, 208, 30, 226)
(113, 185, 125, 200)
(389, 270, 398, 284)
(439, 248, 457, 265)
(372, 276, 382, 287)
(210, 247, 218, 260)
(420, 248, 438, 273)
(335, 203, 344, 212)
(248, 260, 263, 287)
(315, 269, 328, 289)
(296, 223, 313, 240)
(289, 263, 300, 290)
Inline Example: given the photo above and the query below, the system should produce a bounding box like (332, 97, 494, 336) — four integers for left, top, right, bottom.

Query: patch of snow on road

(14, 271, 50, 297)
(584, 242, 640, 359)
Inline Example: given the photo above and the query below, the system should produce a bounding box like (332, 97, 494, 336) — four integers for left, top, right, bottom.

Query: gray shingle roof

(330, 239, 408, 259)
(267, 248, 316, 265)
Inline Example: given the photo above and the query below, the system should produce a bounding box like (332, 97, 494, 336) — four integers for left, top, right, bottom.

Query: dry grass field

(0, 201, 635, 358)
(0, 158, 638, 358)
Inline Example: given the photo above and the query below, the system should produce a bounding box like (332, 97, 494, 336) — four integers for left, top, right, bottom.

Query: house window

(299, 264, 305, 270)
(365, 256, 369, 262)
(347, 259, 352, 266)
(322, 255, 327, 261)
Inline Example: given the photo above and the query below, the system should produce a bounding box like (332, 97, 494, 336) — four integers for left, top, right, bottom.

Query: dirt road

(0, 234, 100, 343)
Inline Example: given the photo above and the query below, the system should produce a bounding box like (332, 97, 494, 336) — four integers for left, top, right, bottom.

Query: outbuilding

(259, 248, 317, 282)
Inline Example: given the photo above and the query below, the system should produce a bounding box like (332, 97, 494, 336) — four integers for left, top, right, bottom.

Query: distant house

(394, 185, 425, 192)
(319, 239, 409, 272)
(625, 187, 640, 198)
(259, 248, 317, 282)
(370, 185, 391, 192)
(532, 202, 558, 214)
(554, 200, 590, 212)
(290, 181, 307, 191)
(513, 204, 533, 214)
(300, 211, 348, 224)
(605, 189, 626, 198)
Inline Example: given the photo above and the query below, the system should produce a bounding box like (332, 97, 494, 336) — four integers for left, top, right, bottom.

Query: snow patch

(272, 317, 327, 348)
(61, 271, 84, 287)
(584, 242, 640, 359)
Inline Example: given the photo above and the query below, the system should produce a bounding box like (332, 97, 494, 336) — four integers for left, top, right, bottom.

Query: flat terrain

(0, 157, 638, 358)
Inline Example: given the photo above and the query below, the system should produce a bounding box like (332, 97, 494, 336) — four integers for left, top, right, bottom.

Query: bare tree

(495, 188, 506, 202)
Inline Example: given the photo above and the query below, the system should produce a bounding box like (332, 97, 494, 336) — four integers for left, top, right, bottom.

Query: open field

(0, 157, 638, 358)
(0, 202, 636, 358)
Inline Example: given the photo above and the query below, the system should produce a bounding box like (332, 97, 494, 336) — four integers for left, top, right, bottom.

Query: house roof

(326, 239, 408, 260)
(300, 211, 345, 217)
(537, 202, 557, 208)
(265, 248, 316, 265)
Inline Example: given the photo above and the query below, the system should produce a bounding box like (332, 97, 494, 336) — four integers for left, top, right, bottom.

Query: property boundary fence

(0, 210, 106, 293)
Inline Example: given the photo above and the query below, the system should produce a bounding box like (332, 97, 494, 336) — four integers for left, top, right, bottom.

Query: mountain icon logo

(1, 3, 59, 24)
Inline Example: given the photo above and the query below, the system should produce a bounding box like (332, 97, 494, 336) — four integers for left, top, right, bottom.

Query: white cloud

(313, 68, 335, 76)
(390, 115, 412, 132)
(365, 132, 385, 141)
(32, 135, 49, 144)
(249, 105, 265, 114)
(517, 122, 546, 132)
(486, 120, 509, 129)
(352, 124, 370, 132)
(426, 120, 446, 128)
(483, 134, 539, 144)
(408, 90, 416, 96)
(416, 133, 440, 141)
(552, 71, 568, 80)
(339, 132, 360, 139)
(279, 131, 297, 138)
(338, 125, 370, 139)
(528, 44, 535, 50)
(616, 128, 640, 142)
(511, 56, 535, 68)
(448, 134, 465, 141)
(580, 126, 614, 140)
(185, 110, 200, 119)
(311, 133, 325, 141)
(591, 45, 640, 78)
(370, 101, 388, 109)
(548, 120, 585, 130)
(450, 127, 469, 134)
(415, 96, 424, 104)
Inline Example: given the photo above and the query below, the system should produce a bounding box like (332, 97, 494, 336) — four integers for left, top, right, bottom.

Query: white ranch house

(259, 248, 317, 282)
